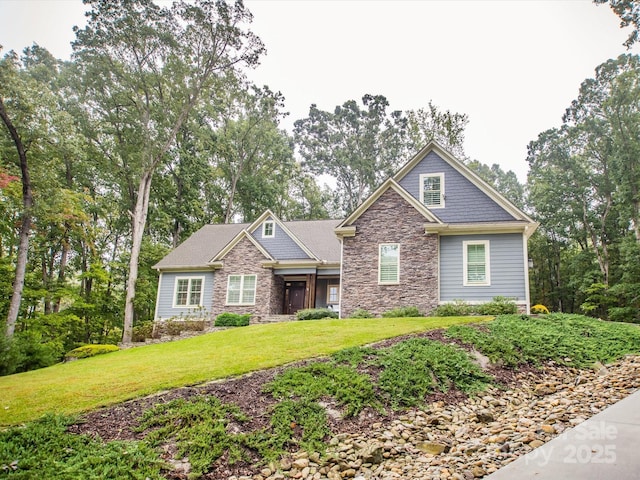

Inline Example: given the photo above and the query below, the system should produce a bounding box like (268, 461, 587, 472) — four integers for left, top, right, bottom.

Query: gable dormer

(394, 143, 522, 224)
(248, 211, 315, 261)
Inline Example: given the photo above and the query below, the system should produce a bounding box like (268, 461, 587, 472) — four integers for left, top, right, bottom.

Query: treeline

(1, 0, 639, 375)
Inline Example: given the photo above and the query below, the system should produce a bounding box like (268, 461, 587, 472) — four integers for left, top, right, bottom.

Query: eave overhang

(424, 221, 539, 238)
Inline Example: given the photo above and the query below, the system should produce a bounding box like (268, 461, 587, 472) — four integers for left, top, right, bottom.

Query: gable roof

(153, 223, 247, 270)
(246, 209, 320, 261)
(337, 178, 443, 232)
(154, 216, 343, 271)
(394, 141, 535, 225)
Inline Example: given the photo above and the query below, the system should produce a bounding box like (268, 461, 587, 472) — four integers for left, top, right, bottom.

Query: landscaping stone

(260, 355, 640, 480)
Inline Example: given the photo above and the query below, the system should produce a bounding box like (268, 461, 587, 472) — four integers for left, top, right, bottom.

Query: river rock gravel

(229, 355, 640, 480)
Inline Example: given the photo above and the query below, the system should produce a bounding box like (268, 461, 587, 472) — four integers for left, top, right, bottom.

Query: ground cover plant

(2, 314, 640, 479)
(446, 313, 640, 367)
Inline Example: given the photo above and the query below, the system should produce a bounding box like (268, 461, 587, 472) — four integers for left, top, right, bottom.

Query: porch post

(305, 273, 317, 309)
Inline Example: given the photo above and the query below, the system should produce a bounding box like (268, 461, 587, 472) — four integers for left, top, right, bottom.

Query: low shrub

(381, 306, 422, 318)
(215, 312, 251, 327)
(0, 415, 164, 479)
(132, 322, 154, 342)
(530, 304, 550, 315)
(65, 344, 119, 360)
(295, 308, 338, 321)
(349, 308, 374, 318)
(136, 396, 248, 477)
(474, 296, 518, 315)
(432, 300, 472, 317)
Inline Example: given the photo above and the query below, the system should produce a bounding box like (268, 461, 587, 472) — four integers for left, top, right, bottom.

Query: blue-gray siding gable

(251, 219, 312, 260)
(440, 233, 526, 302)
(155, 271, 214, 320)
(398, 151, 516, 223)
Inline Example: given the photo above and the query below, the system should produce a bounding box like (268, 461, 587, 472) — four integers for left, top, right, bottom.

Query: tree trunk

(122, 169, 153, 343)
(0, 97, 33, 337)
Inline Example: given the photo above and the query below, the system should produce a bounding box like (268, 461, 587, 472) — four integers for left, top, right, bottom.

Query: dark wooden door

(284, 282, 306, 314)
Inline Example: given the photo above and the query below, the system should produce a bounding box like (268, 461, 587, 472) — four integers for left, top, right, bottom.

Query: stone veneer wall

(211, 236, 276, 321)
(341, 188, 439, 318)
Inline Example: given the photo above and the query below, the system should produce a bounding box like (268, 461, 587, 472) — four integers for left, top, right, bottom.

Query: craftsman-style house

(153, 142, 537, 321)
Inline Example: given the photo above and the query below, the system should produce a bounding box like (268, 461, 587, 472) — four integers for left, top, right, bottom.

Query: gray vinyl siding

(440, 234, 526, 302)
(398, 151, 516, 223)
(155, 271, 214, 320)
(251, 220, 311, 260)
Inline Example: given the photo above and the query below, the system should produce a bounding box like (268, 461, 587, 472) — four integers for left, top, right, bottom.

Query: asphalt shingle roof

(154, 218, 343, 270)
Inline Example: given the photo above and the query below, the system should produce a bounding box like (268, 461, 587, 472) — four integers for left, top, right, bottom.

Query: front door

(284, 281, 306, 314)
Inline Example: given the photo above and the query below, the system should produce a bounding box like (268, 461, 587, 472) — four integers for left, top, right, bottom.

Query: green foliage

(295, 308, 339, 321)
(65, 344, 119, 360)
(214, 313, 251, 327)
(580, 283, 616, 318)
(136, 396, 248, 478)
(474, 297, 518, 316)
(330, 345, 379, 366)
(160, 319, 207, 335)
(432, 300, 472, 317)
(375, 339, 491, 408)
(0, 333, 24, 377)
(132, 322, 154, 342)
(0, 414, 164, 479)
(348, 308, 374, 318)
(244, 399, 330, 462)
(447, 314, 640, 368)
(265, 362, 379, 417)
(381, 306, 422, 318)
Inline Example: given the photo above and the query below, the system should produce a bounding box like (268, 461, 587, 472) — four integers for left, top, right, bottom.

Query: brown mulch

(67, 327, 542, 480)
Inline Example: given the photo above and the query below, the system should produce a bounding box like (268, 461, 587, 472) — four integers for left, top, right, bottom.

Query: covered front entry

(283, 274, 318, 314)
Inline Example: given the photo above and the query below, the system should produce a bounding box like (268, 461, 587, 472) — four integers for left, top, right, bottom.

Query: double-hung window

(226, 274, 257, 305)
(174, 277, 204, 307)
(379, 243, 400, 284)
(420, 173, 444, 208)
(463, 240, 490, 286)
(262, 220, 274, 238)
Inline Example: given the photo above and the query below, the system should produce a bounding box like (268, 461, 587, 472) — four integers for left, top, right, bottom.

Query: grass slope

(0, 316, 484, 426)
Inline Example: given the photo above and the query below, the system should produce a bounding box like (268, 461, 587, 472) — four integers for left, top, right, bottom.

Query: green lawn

(0, 316, 485, 426)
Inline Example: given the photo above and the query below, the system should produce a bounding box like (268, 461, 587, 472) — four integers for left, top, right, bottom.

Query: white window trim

(262, 220, 275, 238)
(327, 284, 340, 304)
(172, 276, 205, 308)
(419, 173, 445, 208)
(378, 243, 400, 285)
(463, 240, 491, 286)
(225, 274, 257, 305)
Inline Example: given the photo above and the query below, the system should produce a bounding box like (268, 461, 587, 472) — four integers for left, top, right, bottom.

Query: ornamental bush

(432, 300, 472, 317)
(214, 313, 251, 327)
(530, 304, 550, 315)
(296, 308, 339, 321)
(349, 308, 374, 318)
(381, 306, 422, 318)
(474, 296, 518, 315)
(65, 344, 119, 360)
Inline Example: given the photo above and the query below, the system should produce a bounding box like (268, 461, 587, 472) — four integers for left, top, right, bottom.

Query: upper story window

(226, 274, 257, 305)
(379, 243, 400, 284)
(463, 240, 490, 286)
(174, 276, 204, 307)
(262, 220, 275, 238)
(420, 173, 444, 208)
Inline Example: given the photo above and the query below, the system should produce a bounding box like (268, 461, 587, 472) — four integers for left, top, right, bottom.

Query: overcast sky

(1, 0, 638, 181)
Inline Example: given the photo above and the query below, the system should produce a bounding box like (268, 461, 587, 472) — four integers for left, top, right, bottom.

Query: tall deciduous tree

(594, 0, 640, 48)
(294, 94, 407, 214)
(72, 0, 264, 342)
(0, 50, 60, 337)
